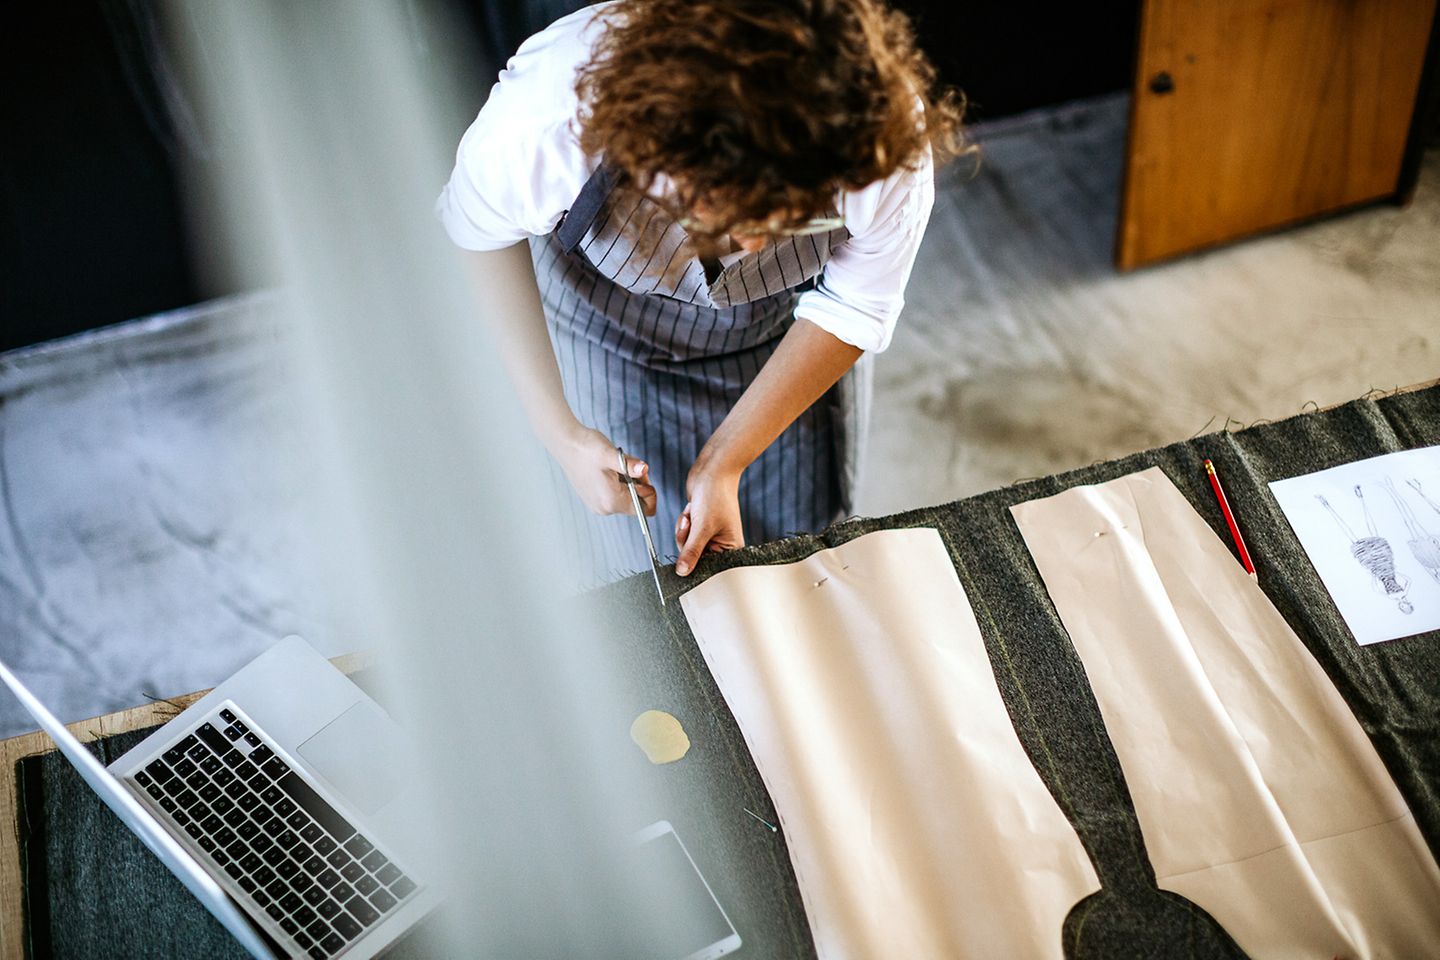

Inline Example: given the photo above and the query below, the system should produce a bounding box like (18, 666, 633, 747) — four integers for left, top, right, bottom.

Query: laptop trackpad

(297, 701, 407, 816)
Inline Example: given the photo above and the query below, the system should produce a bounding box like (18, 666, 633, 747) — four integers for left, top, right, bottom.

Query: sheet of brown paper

(680, 528, 1100, 960)
(1011, 467, 1440, 959)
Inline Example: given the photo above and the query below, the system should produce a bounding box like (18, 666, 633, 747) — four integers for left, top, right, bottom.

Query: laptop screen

(0, 655, 275, 960)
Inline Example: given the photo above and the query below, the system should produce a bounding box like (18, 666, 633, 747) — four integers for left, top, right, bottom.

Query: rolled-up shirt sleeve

(793, 146, 935, 353)
(435, 132, 532, 250)
(434, 6, 602, 251)
(435, 121, 577, 251)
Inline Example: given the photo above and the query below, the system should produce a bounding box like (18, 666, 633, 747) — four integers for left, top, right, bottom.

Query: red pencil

(1204, 459, 1256, 579)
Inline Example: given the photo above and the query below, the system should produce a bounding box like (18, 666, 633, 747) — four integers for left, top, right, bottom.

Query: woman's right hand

(553, 423, 657, 517)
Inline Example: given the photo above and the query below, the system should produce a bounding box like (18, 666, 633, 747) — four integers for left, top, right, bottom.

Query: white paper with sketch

(1269, 445, 1440, 644)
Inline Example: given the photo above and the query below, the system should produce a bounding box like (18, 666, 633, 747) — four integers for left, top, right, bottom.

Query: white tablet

(595, 820, 743, 960)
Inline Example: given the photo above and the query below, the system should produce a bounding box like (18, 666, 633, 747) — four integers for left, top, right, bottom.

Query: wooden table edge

(0, 650, 374, 960)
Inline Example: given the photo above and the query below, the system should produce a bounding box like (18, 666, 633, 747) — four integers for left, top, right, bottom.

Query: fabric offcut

(1011, 467, 1440, 960)
(680, 527, 1100, 960)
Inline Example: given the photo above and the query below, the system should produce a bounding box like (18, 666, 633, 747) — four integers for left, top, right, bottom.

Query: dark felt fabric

(19, 387, 1440, 959)
(20, 725, 253, 960)
(615, 385, 1440, 960)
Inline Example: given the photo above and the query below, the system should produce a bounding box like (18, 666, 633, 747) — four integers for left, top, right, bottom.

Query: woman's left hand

(671, 321, 862, 576)
(675, 466, 744, 576)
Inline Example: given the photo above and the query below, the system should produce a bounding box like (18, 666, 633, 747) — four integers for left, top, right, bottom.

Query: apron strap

(557, 163, 618, 254)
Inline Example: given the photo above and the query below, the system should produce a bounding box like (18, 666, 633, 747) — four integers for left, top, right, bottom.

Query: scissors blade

(617, 447, 665, 607)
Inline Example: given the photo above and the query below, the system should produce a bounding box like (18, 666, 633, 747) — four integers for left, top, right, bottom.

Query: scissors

(617, 447, 666, 606)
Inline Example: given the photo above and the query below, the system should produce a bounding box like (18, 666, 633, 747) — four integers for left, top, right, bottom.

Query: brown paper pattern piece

(1011, 467, 1440, 960)
(681, 528, 1099, 960)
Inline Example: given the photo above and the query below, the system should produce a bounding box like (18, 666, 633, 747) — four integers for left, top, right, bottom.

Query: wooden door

(1117, 0, 1437, 270)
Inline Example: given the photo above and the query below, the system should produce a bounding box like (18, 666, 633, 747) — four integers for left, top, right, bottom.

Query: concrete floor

(3, 93, 1439, 737)
(862, 94, 1440, 514)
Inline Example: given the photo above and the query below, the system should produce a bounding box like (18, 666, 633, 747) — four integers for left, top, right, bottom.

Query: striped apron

(531, 164, 873, 588)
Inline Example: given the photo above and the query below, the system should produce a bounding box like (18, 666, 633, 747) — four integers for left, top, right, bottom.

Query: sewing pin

(743, 807, 779, 833)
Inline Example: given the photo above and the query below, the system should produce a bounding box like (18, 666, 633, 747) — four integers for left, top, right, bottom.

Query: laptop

(0, 636, 438, 959)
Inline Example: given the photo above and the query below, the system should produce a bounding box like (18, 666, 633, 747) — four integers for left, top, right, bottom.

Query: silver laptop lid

(0, 656, 275, 960)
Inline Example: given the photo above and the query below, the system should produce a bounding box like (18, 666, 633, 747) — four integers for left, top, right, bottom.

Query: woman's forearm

(692, 318, 864, 483)
(462, 243, 580, 451)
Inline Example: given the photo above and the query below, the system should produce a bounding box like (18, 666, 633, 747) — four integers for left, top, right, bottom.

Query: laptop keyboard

(130, 705, 418, 958)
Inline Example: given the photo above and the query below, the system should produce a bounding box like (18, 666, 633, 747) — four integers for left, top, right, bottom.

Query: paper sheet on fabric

(1012, 467, 1440, 959)
(1268, 445, 1440, 644)
(680, 527, 1100, 960)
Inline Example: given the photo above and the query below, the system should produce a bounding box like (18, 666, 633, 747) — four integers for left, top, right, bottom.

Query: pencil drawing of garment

(1382, 477, 1440, 585)
(1012, 468, 1440, 960)
(681, 528, 1100, 960)
(1410, 477, 1440, 518)
(1317, 486, 1413, 614)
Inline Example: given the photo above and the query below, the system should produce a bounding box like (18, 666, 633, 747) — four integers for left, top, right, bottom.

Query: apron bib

(532, 163, 871, 588)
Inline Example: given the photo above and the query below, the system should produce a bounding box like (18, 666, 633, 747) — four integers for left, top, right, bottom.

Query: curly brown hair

(574, 0, 967, 235)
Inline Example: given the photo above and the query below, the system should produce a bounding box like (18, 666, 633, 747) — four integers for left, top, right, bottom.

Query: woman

(437, 0, 964, 587)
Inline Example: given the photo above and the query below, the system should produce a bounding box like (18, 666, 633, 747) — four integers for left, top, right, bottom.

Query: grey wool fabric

(18, 386, 1440, 959)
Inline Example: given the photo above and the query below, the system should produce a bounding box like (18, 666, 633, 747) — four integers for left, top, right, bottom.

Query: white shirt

(434, 3, 934, 353)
